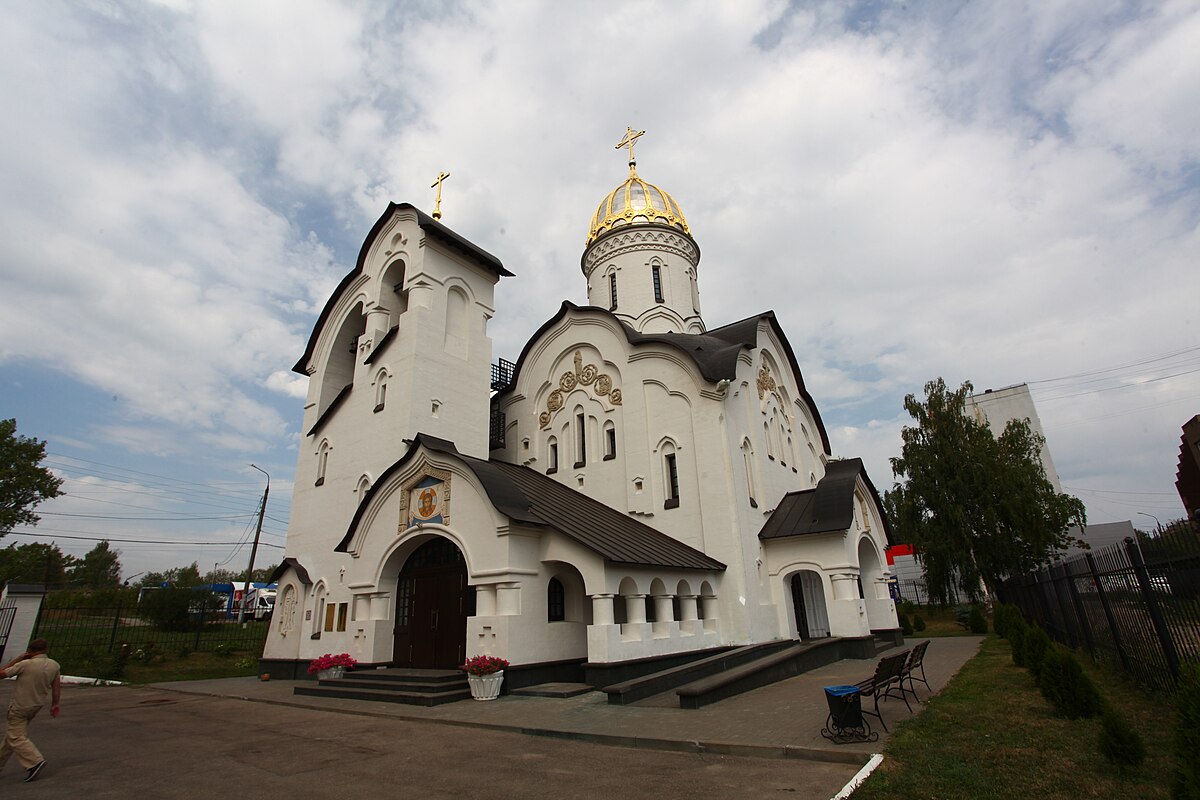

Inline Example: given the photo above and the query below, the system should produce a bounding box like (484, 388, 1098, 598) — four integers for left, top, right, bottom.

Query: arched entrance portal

(392, 537, 474, 668)
(790, 570, 831, 640)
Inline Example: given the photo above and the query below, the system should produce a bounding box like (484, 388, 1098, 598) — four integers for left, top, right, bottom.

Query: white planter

(318, 666, 345, 680)
(467, 670, 504, 700)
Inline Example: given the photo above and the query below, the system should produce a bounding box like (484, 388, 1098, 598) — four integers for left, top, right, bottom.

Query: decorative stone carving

(539, 350, 622, 429)
(278, 585, 297, 636)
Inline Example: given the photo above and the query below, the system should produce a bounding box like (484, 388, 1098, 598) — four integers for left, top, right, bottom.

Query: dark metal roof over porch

(758, 458, 895, 545)
(337, 434, 725, 572)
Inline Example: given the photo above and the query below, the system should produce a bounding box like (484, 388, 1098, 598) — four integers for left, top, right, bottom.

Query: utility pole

(239, 464, 270, 625)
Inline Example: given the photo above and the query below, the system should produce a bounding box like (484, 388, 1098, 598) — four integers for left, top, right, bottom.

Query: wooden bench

(900, 639, 932, 703)
(855, 650, 911, 732)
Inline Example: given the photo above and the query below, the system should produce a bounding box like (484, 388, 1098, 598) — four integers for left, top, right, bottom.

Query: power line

(5, 530, 284, 548)
(1029, 344, 1200, 385)
(38, 511, 255, 521)
(1037, 366, 1200, 402)
(1064, 485, 1180, 497)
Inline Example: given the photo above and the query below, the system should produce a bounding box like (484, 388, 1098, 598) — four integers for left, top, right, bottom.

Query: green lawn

(854, 636, 1174, 799)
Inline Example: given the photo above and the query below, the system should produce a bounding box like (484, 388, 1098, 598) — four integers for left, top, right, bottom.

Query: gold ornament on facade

(758, 357, 789, 417)
(540, 350, 622, 429)
(757, 363, 777, 400)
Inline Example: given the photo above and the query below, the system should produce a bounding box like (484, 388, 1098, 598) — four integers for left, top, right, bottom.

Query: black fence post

(1086, 552, 1132, 675)
(1125, 536, 1182, 682)
(1050, 563, 1077, 648)
(108, 601, 123, 654)
(194, 606, 205, 652)
(1064, 561, 1095, 656)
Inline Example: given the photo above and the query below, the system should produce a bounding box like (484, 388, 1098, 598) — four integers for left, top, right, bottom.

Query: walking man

(0, 638, 61, 782)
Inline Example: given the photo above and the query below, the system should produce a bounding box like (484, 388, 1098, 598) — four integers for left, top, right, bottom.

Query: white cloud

(1, 0, 1197, 576)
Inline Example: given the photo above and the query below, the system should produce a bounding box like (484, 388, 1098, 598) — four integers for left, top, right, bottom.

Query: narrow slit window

(547, 438, 558, 474)
(664, 452, 680, 509)
(574, 412, 586, 467)
(652, 264, 664, 303)
(604, 425, 616, 460)
(609, 273, 617, 310)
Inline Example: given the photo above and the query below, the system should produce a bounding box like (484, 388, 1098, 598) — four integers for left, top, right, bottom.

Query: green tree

(141, 561, 204, 588)
(69, 540, 122, 589)
(0, 541, 74, 589)
(884, 378, 1086, 604)
(0, 418, 63, 537)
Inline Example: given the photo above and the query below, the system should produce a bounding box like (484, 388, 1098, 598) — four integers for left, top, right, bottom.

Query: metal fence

(33, 604, 269, 657)
(1000, 528, 1200, 692)
(893, 578, 968, 606)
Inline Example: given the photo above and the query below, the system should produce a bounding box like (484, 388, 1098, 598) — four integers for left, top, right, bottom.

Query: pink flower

(461, 655, 509, 676)
(307, 653, 358, 674)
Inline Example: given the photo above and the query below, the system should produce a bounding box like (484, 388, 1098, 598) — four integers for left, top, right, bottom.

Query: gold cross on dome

(430, 171, 451, 220)
(616, 126, 645, 174)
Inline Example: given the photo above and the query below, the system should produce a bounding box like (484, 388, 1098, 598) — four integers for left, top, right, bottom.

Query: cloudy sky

(1, 0, 1196, 579)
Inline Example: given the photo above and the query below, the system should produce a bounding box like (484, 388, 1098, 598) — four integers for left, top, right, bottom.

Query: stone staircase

(293, 668, 471, 706)
(604, 635, 883, 709)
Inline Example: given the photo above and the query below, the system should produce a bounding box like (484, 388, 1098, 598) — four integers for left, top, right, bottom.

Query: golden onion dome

(586, 166, 690, 247)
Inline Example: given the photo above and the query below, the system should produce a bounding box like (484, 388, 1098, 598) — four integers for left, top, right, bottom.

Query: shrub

(954, 604, 972, 629)
(969, 605, 987, 634)
(1174, 663, 1200, 799)
(899, 600, 917, 617)
(900, 614, 914, 636)
(1010, 623, 1028, 667)
(1023, 625, 1052, 678)
(138, 587, 224, 632)
(913, 614, 926, 632)
(994, 603, 1018, 638)
(1038, 648, 1102, 719)
(1098, 707, 1145, 773)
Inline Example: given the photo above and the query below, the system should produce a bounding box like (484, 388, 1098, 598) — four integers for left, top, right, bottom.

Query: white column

(496, 582, 521, 616)
(591, 594, 615, 626)
(654, 595, 674, 622)
(626, 594, 648, 624)
(476, 584, 498, 616)
(678, 595, 699, 621)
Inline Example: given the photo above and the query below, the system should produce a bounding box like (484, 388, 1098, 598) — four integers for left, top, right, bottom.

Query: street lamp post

(238, 464, 270, 625)
(1138, 512, 1163, 534)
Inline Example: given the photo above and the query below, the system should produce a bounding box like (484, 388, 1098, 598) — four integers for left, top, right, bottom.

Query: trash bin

(824, 684, 863, 728)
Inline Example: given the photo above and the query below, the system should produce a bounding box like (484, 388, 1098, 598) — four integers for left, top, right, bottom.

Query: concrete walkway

(1, 637, 982, 798)
(152, 636, 985, 763)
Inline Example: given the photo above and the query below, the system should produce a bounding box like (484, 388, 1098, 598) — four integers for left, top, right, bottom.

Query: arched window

(547, 436, 558, 475)
(356, 475, 371, 502)
(651, 262, 664, 303)
(603, 421, 617, 460)
(608, 272, 618, 310)
(373, 368, 389, 413)
(445, 286, 469, 357)
(662, 443, 680, 509)
(574, 408, 586, 468)
(316, 440, 331, 486)
(547, 577, 565, 622)
(741, 438, 757, 508)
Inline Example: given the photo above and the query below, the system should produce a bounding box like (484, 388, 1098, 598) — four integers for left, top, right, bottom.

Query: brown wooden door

(392, 538, 470, 668)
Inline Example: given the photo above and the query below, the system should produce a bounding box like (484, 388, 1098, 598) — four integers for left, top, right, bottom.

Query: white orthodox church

(261, 133, 899, 689)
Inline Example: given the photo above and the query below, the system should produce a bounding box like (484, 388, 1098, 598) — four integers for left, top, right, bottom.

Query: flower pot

(467, 670, 504, 700)
(318, 666, 345, 681)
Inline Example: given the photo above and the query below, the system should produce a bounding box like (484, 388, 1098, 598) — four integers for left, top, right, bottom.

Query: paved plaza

(1, 637, 982, 798)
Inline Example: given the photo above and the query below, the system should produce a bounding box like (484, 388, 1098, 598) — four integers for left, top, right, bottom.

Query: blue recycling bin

(824, 684, 864, 728)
